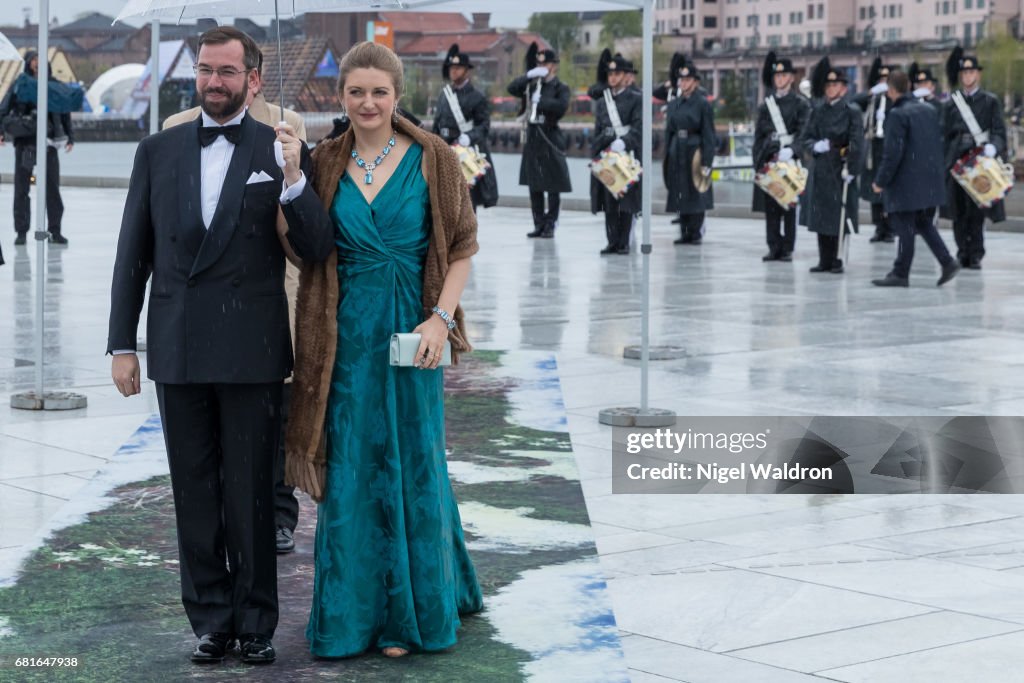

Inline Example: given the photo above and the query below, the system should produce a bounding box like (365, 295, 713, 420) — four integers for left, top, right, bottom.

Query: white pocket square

(246, 170, 274, 184)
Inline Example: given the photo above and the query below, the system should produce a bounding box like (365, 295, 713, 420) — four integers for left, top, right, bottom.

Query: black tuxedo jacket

(107, 113, 333, 384)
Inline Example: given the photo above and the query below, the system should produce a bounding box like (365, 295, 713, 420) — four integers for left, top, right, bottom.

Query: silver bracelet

(432, 305, 457, 330)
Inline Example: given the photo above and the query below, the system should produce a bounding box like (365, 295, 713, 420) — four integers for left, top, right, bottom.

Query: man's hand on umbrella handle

(275, 121, 301, 185)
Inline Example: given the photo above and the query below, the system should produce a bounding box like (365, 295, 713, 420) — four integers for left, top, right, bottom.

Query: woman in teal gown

(287, 42, 483, 660)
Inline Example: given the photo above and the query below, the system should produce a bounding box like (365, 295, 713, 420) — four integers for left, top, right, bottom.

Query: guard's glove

(983, 143, 997, 158)
(813, 139, 830, 154)
(610, 138, 626, 153)
(777, 147, 794, 162)
(870, 82, 889, 95)
(526, 66, 549, 79)
(458, 133, 471, 147)
(912, 87, 930, 99)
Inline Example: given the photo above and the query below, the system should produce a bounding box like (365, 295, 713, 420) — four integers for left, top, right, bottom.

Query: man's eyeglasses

(193, 65, 250, 80)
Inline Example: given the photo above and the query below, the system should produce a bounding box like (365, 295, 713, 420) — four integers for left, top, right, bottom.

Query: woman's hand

(411, 315, 449, 370)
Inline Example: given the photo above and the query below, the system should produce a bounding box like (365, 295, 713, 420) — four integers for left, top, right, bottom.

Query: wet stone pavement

(2, 183, 1024, 681)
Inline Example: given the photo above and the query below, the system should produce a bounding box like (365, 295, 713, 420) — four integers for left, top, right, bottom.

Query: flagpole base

(598, 407, 676, 428)
(11, 391, 88, 411)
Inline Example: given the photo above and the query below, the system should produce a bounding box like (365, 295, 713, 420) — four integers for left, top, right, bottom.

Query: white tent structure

(115, 0, 667, 425)
(86, 63, 146, 112)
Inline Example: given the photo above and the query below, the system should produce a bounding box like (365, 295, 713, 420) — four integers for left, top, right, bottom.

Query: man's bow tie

(199, 124, 242, 147)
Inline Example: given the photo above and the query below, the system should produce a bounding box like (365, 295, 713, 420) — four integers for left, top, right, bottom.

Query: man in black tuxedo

(871, 70, 959, 288)
(106, 26, 332, 664)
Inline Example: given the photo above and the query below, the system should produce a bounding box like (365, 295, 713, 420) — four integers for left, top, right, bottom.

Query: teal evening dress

(307, 142, 483, 657)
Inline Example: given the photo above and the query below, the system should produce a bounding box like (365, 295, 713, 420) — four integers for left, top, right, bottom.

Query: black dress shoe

(539, 229, 554, 238)
(762, 251, 779, 262)
(670, 216, 682, 224)
(966, 260, 982, 270)
(276, 527, 294, 554)
(673, 237, 690, 244)
(689, 237, 702, 245)
(872, 274, 909, 287)
(192, 632, 234, 663)
(868, 234, 882, 243)
(49, 233, 68, 245)
(937, 261, 960, 286)
(777, 252, 793, 262)
(809, 264, 830, 273)
(882, 235, 895, 243)
(14, 234, 27, 246)
(239, 634, 276, 664)
(615, 247, 630, 255)
(830, 262, 844, 274)
(526, 229, 543, 238)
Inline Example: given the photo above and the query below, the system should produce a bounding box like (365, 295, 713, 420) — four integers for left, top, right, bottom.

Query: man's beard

(199, 82, 247, 119)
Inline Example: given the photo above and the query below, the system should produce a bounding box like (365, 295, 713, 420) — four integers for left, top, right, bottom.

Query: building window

(808, 3, 814, 19)
(965, 0, 972, 7)
(704, 16, 717, 28)
(976, 21, 984, 40)
(817, 30, 823, 45)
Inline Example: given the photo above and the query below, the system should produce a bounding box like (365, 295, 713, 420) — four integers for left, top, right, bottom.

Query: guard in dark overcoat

(432, 43, 498, 210)
(941, 47, 1007, 269)
(799, 57, 864, 274)
(664, 57, 715, 245)
(752, 51, 810, 262)
(507, 42, 572, 238)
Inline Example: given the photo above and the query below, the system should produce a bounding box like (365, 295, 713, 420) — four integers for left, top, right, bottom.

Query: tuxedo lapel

(179, 118, 205, 257)
(190, 114, 256, 278)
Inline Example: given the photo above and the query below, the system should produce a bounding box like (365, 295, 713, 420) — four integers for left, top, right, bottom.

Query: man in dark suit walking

(871, 70, 959, 288)
(107, 27, 332, 664)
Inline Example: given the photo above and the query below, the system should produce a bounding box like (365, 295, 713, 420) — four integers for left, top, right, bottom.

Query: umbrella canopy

(116, 0, 403, 22)
(0, 30, 21, 62)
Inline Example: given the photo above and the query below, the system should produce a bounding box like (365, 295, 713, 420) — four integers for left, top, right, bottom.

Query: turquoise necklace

(351, 133, 397, 185)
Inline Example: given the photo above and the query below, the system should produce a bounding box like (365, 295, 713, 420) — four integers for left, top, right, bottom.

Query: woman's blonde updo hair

(337, 41, 404, 97)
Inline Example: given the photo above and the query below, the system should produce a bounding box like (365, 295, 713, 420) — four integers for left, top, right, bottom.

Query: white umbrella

(115, 0, 668, 426)
(0, 30, 21, 61)
(117, 0, 405, 164)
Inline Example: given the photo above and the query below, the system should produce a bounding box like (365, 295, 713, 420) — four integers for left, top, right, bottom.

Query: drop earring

(392, 105, 399, 124)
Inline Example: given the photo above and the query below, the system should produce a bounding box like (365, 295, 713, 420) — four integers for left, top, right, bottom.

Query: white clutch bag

(389, 333, 452, 367)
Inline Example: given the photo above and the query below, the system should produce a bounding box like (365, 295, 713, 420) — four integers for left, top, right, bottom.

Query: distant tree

(526, 12, 579, 55)
(977, 28, 1024, 110)
(716, 72, 749, 121)
(600, 11, 642, 48)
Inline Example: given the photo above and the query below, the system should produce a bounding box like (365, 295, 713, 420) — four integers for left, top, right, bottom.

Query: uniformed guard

(752, 52, 810, 262)
(432, 43, 498, 211)
(942, 47, 1007, 269)
(507, 42, 572, 238)
(588, 50, 642, 255)
(664, 57, 715, 245)
(800, 57, 863, 274)
(909, 62, 942, 112)
(854, 57, 898, 243)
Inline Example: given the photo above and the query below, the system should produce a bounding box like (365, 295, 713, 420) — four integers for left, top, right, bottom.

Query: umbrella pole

(275, 0, 284, 116)
(837, 162, 848, 265)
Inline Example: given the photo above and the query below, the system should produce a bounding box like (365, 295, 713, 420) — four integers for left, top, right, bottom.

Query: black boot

(14, 233, 27, 246)
(527, 205, 545, 238)
(540, 217, 555, 239)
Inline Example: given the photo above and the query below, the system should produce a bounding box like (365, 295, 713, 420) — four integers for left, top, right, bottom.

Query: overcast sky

(0, 2, 531, 30)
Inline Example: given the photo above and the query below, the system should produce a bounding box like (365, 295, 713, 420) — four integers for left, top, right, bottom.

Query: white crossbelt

(876, 95, 886, 138)
(765, 96, 793, 146)
(603, 88, 631, 138)
(443, 85, 475, 135)
(951, 91, 990, 146)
